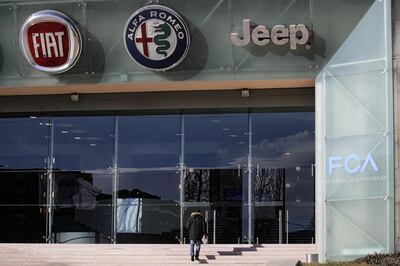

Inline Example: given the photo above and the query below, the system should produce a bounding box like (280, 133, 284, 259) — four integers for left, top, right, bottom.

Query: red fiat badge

(20, 10, 81, 74)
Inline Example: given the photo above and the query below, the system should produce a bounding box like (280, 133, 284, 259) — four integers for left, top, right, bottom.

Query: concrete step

(0, 244, 315, 266)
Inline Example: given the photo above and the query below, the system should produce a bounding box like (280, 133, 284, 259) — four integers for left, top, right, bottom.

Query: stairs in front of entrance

(0, 243, 316, 266)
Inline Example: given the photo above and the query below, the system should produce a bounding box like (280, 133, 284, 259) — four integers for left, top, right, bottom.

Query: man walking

(186, 210, 207, 261)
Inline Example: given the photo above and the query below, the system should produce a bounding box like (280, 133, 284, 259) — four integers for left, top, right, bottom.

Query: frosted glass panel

(316, 0, 393, 262)
(326, 200, 388, 260)
(325, 70, 387, 138)
(325, 136, 388, 201)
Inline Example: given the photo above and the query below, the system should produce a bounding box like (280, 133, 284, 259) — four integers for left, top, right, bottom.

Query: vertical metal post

(384, 0, 395, 255)
(247, 113, 253, 244)
(111, 116, 119, 244)
(179, 114, 185, 244)
(205, 210, 209, 235)
(279, 209, 282, 244)
(213, 209, 216, 244)
(46, 117, 55, 243)
(286, 210, 289, 244)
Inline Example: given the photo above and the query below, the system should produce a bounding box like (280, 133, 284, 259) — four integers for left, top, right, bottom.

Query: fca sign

(328, 153, 379, 175)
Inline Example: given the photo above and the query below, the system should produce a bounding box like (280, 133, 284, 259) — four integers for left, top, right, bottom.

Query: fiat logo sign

(19, 10, 82, 74)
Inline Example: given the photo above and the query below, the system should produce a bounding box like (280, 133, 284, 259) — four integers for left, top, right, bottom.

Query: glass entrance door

(182, 111, 315, 244)
(183, 113, 248, 244)
(252, 112, 315, 244)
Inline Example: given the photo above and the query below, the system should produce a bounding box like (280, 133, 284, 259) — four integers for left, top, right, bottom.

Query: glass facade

(0, 110, 314, 244)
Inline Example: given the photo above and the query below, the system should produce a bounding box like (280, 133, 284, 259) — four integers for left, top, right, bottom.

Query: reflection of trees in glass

(255, 168, 284, 202)
(184, 169, 209, 202)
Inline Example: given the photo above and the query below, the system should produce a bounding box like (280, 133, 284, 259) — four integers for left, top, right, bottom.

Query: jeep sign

(230, 19, 310, 50)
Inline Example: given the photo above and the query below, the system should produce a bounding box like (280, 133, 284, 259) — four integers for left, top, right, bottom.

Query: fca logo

(328, 153, 379, 175)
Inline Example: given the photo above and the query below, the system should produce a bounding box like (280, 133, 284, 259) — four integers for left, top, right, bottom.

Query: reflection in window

(184, 113, 248, 168)
(118, 115, 180, 168)
(184, 169, 209, 202)
(0, 117, 50, 170)
(255, 168, 284, 202)
(252, 112, 315, 244)
(117, 198, 142, 233)
(184, 169, 243, 202)
(116, 203, 180, 244)
(53, 116, 115, 171)
(118, 171, 179, 202)
(54, 172, 107, 209)
(52, 172, 112, 243)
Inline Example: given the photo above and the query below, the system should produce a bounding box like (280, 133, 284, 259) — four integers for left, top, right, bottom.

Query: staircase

(0, 243, 316, 266)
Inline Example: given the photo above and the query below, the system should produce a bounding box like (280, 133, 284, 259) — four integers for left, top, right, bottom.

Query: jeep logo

(230, 19, 310, 50)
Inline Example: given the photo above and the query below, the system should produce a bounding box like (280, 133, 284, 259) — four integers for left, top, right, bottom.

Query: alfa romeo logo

(124, 5, 190, 71)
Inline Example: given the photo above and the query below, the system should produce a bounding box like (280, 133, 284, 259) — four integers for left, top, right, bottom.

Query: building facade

(0, 0, 397, 262)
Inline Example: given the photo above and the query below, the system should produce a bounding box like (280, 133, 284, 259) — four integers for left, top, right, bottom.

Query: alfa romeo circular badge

(19, 10, 82, 74)
(124, 5, 190, 71)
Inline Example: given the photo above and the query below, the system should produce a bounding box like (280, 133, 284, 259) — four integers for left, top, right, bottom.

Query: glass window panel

(252, 111, 315, 244)
(0, 206, 46, 243)
(0, 117, 50, 170)
(214, 205, 242, 244)
(118, 115, 181, 168)
(116, 203, 180, 244)
(0, 171, 46, 205)
(287, 205, 315, 244)
(117, 115, 181, 243)
(183, 110, 248, 240)
(184, 168, 243, 203)
(52, 172, 112, 243)
(53, 172, 112, 207)
(184, 113, 248, 168)
(252, 112, 315, 168)
(184, 169, 210, 202)
(118, 171, 179, 202)
(254, 206, 283, 244)
(52, 205, 112, 244)
(53, 116, 115, 171)
(252, 112, 315, 203)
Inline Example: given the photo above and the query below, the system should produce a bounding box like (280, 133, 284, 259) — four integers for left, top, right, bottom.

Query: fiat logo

(19, 10, 82, 74)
